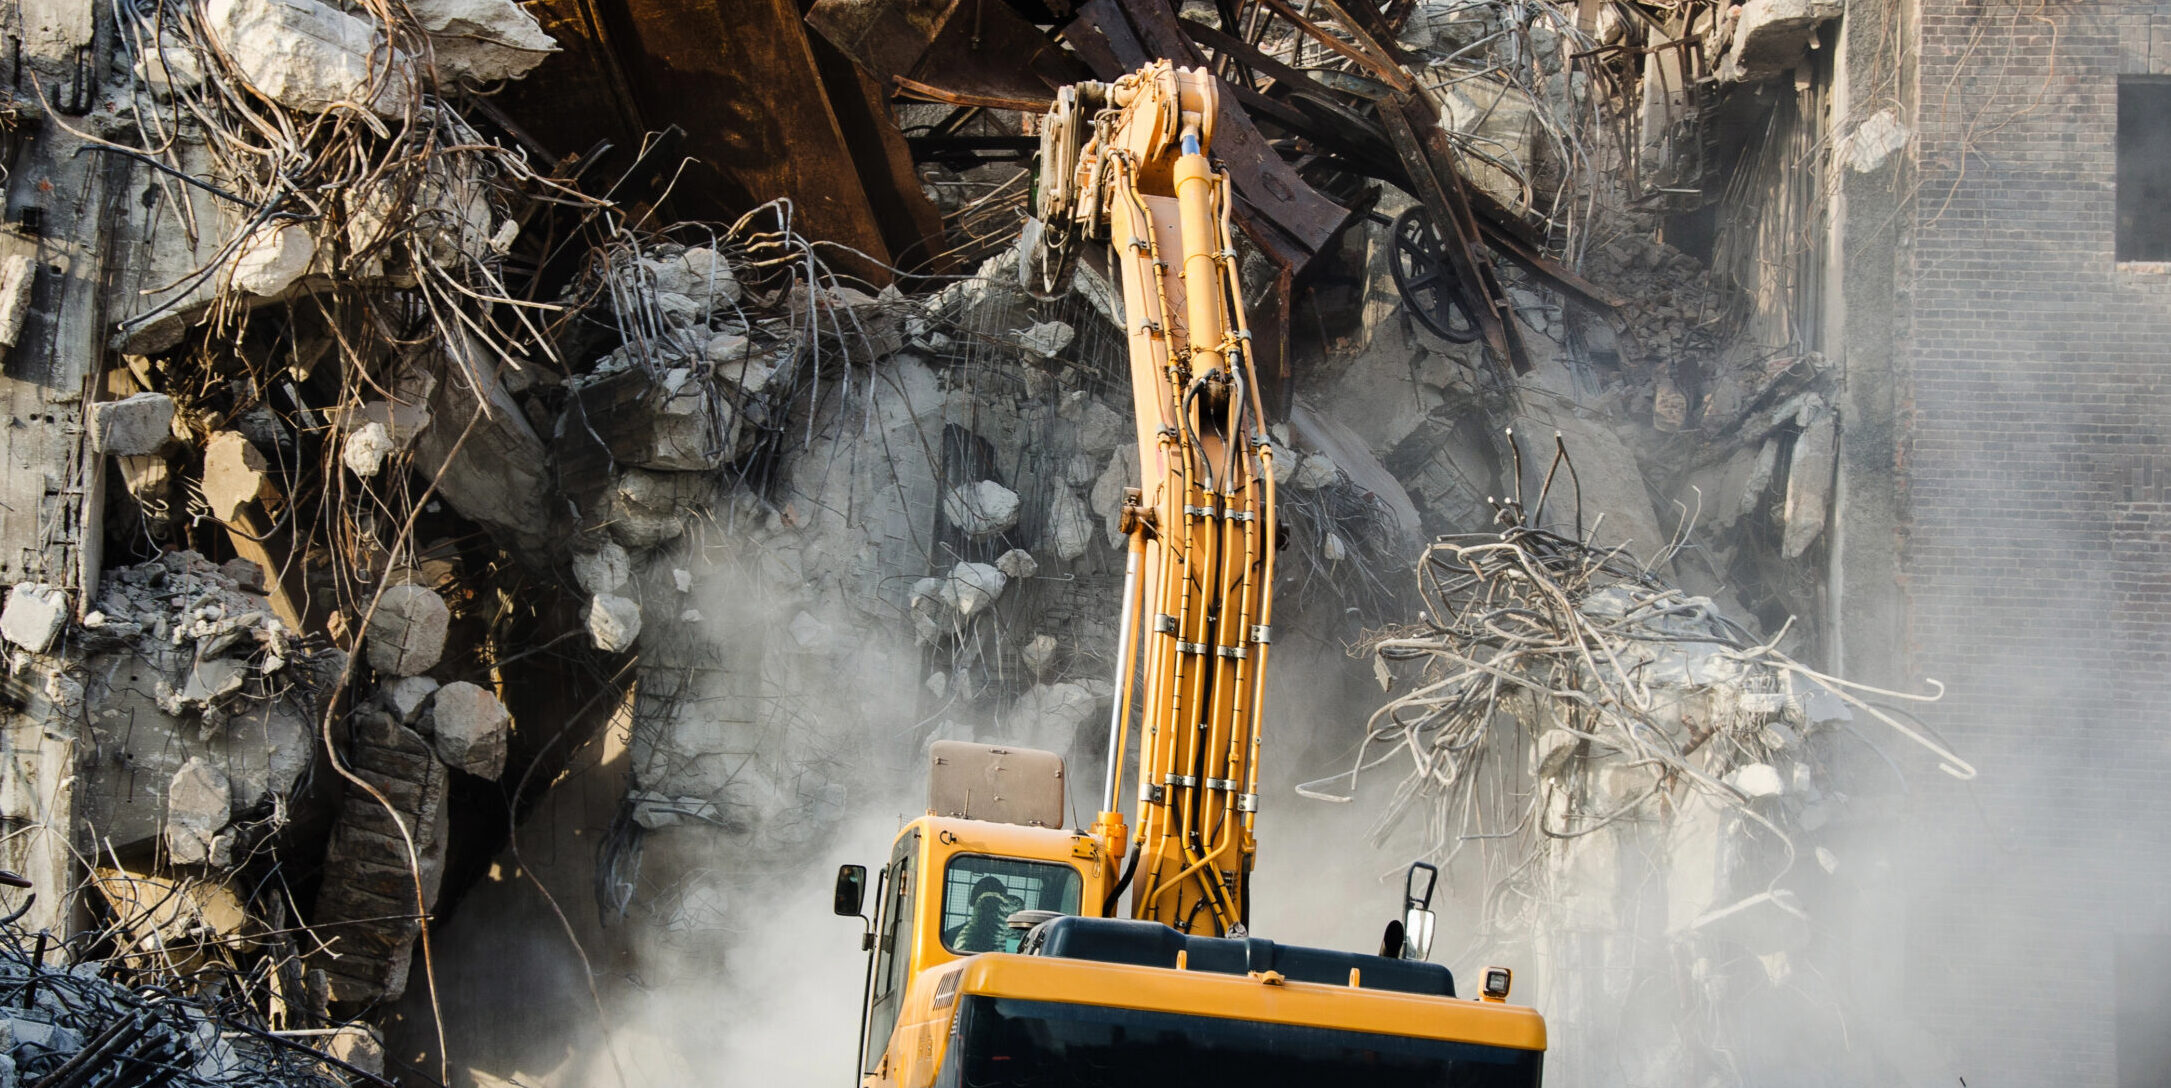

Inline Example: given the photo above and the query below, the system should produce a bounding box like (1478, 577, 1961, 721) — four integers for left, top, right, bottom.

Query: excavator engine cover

(928, 741, 1066, 827)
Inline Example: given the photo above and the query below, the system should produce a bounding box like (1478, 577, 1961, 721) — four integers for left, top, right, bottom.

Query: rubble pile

(0, 904, 378, 1088)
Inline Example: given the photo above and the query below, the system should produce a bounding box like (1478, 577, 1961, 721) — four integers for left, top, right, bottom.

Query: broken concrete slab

(586, 592, 642, 652)
(943, 480, 1021, 537)
(411, 334, 553, 555)
(1782, 406, 1839, 557)
(321, 1025, 385, 1078)
(204, 0, 412, 116)
(310, 714, 450, 1002)
(2, 584, 67, 653)
(363, 584, 450, 677)
(428, 681, 509, 779)
(87, 392, 175, 455)
(1717, 0, 1842, 83)
(404, 0, 558, 83)
(164, 757, 231, 866)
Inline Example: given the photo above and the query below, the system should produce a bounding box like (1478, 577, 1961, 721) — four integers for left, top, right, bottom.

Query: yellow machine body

(845, 60, 1549, 1087)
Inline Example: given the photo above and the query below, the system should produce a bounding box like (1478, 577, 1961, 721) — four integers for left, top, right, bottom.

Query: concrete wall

(1860, 1, 2171, 1083)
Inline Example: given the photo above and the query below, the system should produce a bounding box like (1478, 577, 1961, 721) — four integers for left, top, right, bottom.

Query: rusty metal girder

(808, 0, 1091, 107)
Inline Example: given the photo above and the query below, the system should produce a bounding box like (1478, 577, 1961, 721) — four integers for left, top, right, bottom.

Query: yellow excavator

(832, 62, 1547, 1086)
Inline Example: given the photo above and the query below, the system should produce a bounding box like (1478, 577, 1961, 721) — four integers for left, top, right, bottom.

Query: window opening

(2117, 77, 2171, 262)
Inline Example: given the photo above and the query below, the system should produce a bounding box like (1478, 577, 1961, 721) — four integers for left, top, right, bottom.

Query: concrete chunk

(940, 562, 1007, 616)
(0, 255, 34, 350)
(88, 392, 176, 455)
(1, 583, 67, 653)
(1049, 487, 1093, 560)
(165, 757, 232, 866)
(380, 676, 440, 723)
(404, 0, 558, 82)
(343, 421, 393, 477)
(995, 548, 1039, 580)
(572, 542, 631, 595)
(943, 480, 1020, 537)
(1718, 0, 1841, 83)
(231, 223, 315, 297)
(429, 681, 509, 779)
(204, 0, 411, 115)
(201, 431, 272, 524)
(1782, 407, 1839, 557)
(586, 592, 642, 652)
(363, 584, 450, 677)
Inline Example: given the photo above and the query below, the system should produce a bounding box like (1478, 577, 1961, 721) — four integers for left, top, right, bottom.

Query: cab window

(939, 855, 1082, 954)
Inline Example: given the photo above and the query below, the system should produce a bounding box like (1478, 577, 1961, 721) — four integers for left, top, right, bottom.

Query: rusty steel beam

(809, 0, 1091, 108)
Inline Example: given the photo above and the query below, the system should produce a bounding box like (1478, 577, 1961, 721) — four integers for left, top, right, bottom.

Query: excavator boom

(1050, 62, 1277, 935)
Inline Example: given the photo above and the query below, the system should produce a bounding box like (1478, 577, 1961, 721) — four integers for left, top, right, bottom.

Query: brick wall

(1900, 0, 2171, 1083)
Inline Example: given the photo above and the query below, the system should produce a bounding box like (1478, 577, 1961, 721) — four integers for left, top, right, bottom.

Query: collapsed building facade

(0, 0, 2156, 1084)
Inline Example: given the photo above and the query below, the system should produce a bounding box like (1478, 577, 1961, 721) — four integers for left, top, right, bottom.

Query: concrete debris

(940, 562, 1007, 616)
(1006, 681, 1097, 755)
(1847, 108, 1911, 173)
(994, 548, 1039, 580)
(201, 432, 272, 524)
(943, 481, 1021, 536)
(1725, 763, 1785, 798)
(364, 583, 451, 676)
(87, 392, 176, 455)
(429, 680, 510, 779)
(164, 757, 233, 866)
(1717, 0, 1842, 83)
(341, 420, 393, 477)
(1022, 633, 1057, 678)
(573, 542, 632, 595)
(1291, 450, 1340, 491)
(311, 713, 450, 1002)
(644, 247, 741, 304)
(587, 592, 643, 652)
(404, 0, 559, 82)
(0, 255, 31, 350)
(1782, 405, 1839, 557)
(1014, 320, 1075, 357)
(380, 675, 440, 723)
(672, 568, 693, 593)
(323, 1025, 386, 1078)
(229, 223, 316, 297)
(1049, 487, 1094, 560)
(204, 0, 411, 116)
(1, 584, 67, 653)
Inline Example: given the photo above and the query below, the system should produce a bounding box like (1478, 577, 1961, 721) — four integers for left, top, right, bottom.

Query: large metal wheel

(1388, 207, 1481, 344)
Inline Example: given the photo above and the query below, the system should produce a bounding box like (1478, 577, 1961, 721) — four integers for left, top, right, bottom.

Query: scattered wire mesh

(0, 903, 375, 1088)
(1302, 439, 1972, 933)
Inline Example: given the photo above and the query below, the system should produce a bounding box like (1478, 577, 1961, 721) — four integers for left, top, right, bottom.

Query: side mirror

(833, 864, 867, 917)
(1401, 861, 1438, 961)
(1401, 906, 1436, 962)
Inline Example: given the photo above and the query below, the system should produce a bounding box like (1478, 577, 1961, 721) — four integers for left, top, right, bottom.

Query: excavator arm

(1036, 62, 1278, 936)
